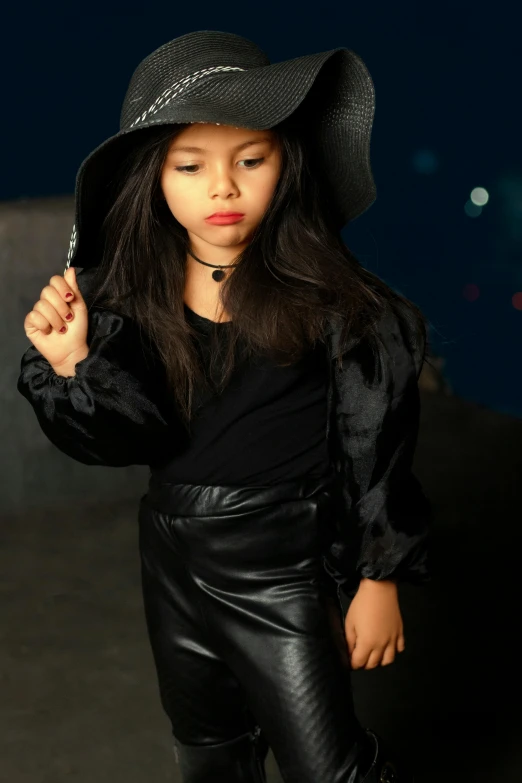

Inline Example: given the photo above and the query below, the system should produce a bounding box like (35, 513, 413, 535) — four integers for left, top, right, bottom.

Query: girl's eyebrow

(168, 137, 273, 154)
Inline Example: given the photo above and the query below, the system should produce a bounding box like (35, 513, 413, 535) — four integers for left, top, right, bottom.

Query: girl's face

(160, 123, 282, 260)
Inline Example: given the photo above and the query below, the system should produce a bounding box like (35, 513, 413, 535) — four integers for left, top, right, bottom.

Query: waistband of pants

(143, 463, 337, 518)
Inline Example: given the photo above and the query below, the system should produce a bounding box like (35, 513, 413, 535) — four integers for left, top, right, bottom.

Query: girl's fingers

(49, 272, 77, 303)
(363, 647, 386, 670)
(25, 309, 53, 336)
(350, 642, 372, 670)
(380, 643, 396, 667)
(344, 620, 357, 656)
(32, 298, 68, 334)
(23, 269, 90, 368)
(40, 285, 74, 325)
(63, 267, 85, 302)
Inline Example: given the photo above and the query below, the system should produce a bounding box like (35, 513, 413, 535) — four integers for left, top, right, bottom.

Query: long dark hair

(86, 120, 431, 432)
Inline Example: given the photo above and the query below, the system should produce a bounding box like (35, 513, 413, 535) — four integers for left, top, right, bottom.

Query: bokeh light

(470, 187, 489, 206)
(512, 292, 522, 311)
(464, 200, 482, 218)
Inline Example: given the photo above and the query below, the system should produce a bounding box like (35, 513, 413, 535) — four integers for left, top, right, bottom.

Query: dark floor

(2, 389, 521, 782)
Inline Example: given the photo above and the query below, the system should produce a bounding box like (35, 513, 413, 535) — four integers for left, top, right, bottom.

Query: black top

(150, 304, 331, 484)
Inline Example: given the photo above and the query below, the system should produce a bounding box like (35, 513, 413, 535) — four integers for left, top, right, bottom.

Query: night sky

(4, 5, 521, 417)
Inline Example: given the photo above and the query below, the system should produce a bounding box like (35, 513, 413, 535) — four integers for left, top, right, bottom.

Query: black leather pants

(138, 467, 374, 783)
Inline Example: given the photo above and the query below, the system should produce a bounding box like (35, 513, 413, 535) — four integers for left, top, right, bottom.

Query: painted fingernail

(65, 312, 73, 320)
(59, 326, 66, 333)
(65, 292, 73, 299)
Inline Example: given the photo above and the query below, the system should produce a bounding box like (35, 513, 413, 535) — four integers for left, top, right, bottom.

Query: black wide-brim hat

(64, 29, 377, 272)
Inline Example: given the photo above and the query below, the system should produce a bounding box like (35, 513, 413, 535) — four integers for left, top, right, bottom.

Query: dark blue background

(4, 5, 521, 417)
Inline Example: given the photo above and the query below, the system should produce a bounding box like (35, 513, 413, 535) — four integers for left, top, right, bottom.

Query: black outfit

(19, 29, 431, 782)
(138, 308, 365, 781)
(17, 276, 429, 781)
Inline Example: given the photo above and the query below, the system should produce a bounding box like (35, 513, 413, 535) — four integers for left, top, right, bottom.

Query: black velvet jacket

(17, 268, 432, 598)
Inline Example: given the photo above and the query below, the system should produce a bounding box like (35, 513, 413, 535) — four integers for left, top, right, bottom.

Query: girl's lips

(205, 214, 245, 224)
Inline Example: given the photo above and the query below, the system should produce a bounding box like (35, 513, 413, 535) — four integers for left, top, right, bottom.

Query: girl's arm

(330, 302, 432, 592)
(17, 272, 179, 467)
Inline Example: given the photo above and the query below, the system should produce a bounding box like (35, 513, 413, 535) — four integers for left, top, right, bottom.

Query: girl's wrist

(358, 576, 398, 591)
(51, 346, 89, 377)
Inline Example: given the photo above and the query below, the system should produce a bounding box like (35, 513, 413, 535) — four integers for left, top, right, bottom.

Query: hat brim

(66, 48, 376, 271)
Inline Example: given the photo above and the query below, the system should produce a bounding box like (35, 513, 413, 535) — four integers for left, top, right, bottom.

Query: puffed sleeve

(325, 302, 432, 595)
(17, 268, 180, 467)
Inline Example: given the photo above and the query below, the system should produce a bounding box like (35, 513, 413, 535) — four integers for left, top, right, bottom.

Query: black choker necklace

(187, 247, 239, 283)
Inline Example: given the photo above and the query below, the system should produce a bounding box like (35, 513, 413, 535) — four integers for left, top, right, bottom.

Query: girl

(18, 30, 432, 783)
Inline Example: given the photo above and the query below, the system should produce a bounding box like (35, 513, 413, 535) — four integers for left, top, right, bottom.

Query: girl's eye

(174, 158, 265, 175)
(239, 158, 264, 169)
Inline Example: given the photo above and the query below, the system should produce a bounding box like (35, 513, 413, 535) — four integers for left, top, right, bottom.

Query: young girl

(18, 30, 432, 783)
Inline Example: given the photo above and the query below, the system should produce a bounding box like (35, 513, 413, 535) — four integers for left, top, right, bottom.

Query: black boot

(172, 726, 269, 783)
(360, 728, 415, 783)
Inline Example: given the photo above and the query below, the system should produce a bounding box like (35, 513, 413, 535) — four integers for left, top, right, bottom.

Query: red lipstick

(205, 210, 245, 225)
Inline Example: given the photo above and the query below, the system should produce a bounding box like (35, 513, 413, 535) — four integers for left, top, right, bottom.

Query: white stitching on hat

(65, 223, 77, 270)
(129, 65, 246, 127)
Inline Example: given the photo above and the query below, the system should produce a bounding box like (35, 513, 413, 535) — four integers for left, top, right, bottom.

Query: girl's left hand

(344, 578, 405, 670)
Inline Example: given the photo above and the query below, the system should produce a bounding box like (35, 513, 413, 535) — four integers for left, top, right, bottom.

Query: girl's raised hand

(23, 267, 89, 373)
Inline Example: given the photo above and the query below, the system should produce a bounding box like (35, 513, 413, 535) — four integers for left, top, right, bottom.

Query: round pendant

(212, 269, 226, 282)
